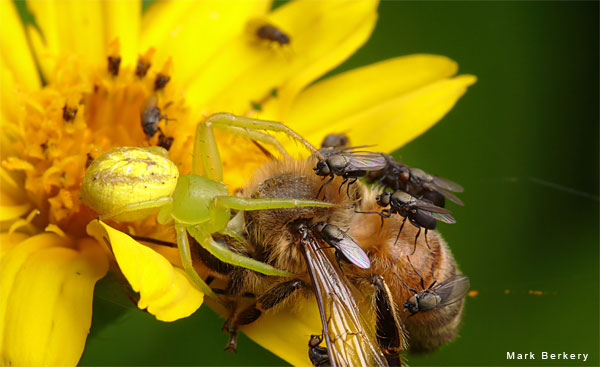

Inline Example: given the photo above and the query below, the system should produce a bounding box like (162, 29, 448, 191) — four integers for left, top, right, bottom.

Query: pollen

(2, 45, 187, 234)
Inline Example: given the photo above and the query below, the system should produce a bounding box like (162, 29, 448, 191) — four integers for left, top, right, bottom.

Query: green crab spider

(80, 113, 331, 298)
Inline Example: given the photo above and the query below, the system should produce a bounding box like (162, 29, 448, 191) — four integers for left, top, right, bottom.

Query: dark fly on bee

(312, 222, 371, 269)
(370, 154, 464, 208)
(363, 190, 455, 254)
(313, 147, 387, 198)
(399, 257, 469, 323)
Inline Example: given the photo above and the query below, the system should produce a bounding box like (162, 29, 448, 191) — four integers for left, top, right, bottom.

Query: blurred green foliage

(13, 0, 595, 365)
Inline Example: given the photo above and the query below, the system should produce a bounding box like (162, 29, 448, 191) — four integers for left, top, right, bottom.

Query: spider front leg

(192, 112, 323, 184)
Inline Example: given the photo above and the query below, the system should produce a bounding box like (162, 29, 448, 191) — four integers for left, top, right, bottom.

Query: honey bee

(188, 156, 467, 365)
(101, 117, 467, 365)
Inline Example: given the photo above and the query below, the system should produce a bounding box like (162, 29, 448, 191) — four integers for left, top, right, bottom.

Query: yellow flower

(0, 0, 475, 365)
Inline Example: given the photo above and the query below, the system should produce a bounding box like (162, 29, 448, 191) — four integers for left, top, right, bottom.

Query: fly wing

(412, 199, 453, 215)
(343, 152, 387, 172)
(432, 176, 464, 193)
(299, 226, 388, 367)
(431, 274, 470, 308)
(435, 188, 464, 206)
(419, 209, 456, 224)
(334, 233, 371, 269)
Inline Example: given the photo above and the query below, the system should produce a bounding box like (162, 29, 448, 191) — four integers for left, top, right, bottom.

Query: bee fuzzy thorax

(242, 158, 359, 274)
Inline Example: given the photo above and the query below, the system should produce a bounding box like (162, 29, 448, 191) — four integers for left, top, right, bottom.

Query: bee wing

(334, 233, 371, 269)
(432, 176, 464, 193)
(435, 188, 465, 206)
(431, 274, 470, 308)
(342, 152, 387, 171)
(300, 227, 387, 367)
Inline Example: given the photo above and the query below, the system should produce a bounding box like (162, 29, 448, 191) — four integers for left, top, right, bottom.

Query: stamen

(62, 104, 78, 122)
(136, 48, 155, 78)
(2, 44, 188, 235)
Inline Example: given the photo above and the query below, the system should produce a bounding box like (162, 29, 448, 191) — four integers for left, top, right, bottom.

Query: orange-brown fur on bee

(200, 157, 465, 356)
(351, 188, 465, 353)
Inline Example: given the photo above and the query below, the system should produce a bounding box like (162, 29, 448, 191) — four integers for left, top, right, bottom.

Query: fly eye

(400, 171, 410, 181)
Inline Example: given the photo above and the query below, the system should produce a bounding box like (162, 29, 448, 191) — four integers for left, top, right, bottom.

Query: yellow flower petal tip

(86, 220, 204, 321)
(0, 233, 108, 366)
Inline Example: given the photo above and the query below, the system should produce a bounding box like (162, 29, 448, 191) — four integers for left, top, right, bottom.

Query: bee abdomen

(405, 299, 465, 353)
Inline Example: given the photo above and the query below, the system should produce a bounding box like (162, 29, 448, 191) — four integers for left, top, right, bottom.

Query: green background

(18, 1, 598, 366)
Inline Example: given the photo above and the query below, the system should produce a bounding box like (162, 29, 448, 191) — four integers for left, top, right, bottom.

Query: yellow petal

(0, 0, 40, 91)
(0, 166, 27, 204)
(285, 56, 477, 151)
(142, 0, 271, 86)
(0, 231, 27, 260)
(185, 0, 377, 117)
(0, 234, 108, 366)
(241, 298, 321, 366)
(103, 0, 141, 66)
(27, 0, 105, 81)
(86, 220, 204, 321)
(0, 203, 31, 222)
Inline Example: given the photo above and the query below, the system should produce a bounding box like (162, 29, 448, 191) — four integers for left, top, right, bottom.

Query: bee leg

(226, 279, 305, 352)
(370, 275, 405, 367)
(394, 216, 408, 246)
(205, 275, 215, 285)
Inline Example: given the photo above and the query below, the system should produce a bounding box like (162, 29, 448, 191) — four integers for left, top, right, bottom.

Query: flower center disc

(3, 47, 187, 236)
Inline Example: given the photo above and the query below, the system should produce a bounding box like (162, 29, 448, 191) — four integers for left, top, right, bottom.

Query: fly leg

(394, 216, 408, 246)
(345, 177, 358, 198)
(224, 279, 305, 352)
(411, 226, 421, 255)
(316, 174, 334, 199)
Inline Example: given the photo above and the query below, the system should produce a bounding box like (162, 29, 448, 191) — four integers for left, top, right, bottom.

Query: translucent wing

(333, 233, 371, 269)
(419, 209, 456, 224)
(435, 188, 465, 206)
(299, 225, 388, 367)
(412, 198, 453, 215)
(432, 176, 464, 193)
(342, 152, 387, 172)
(430, 274, 470, 308)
